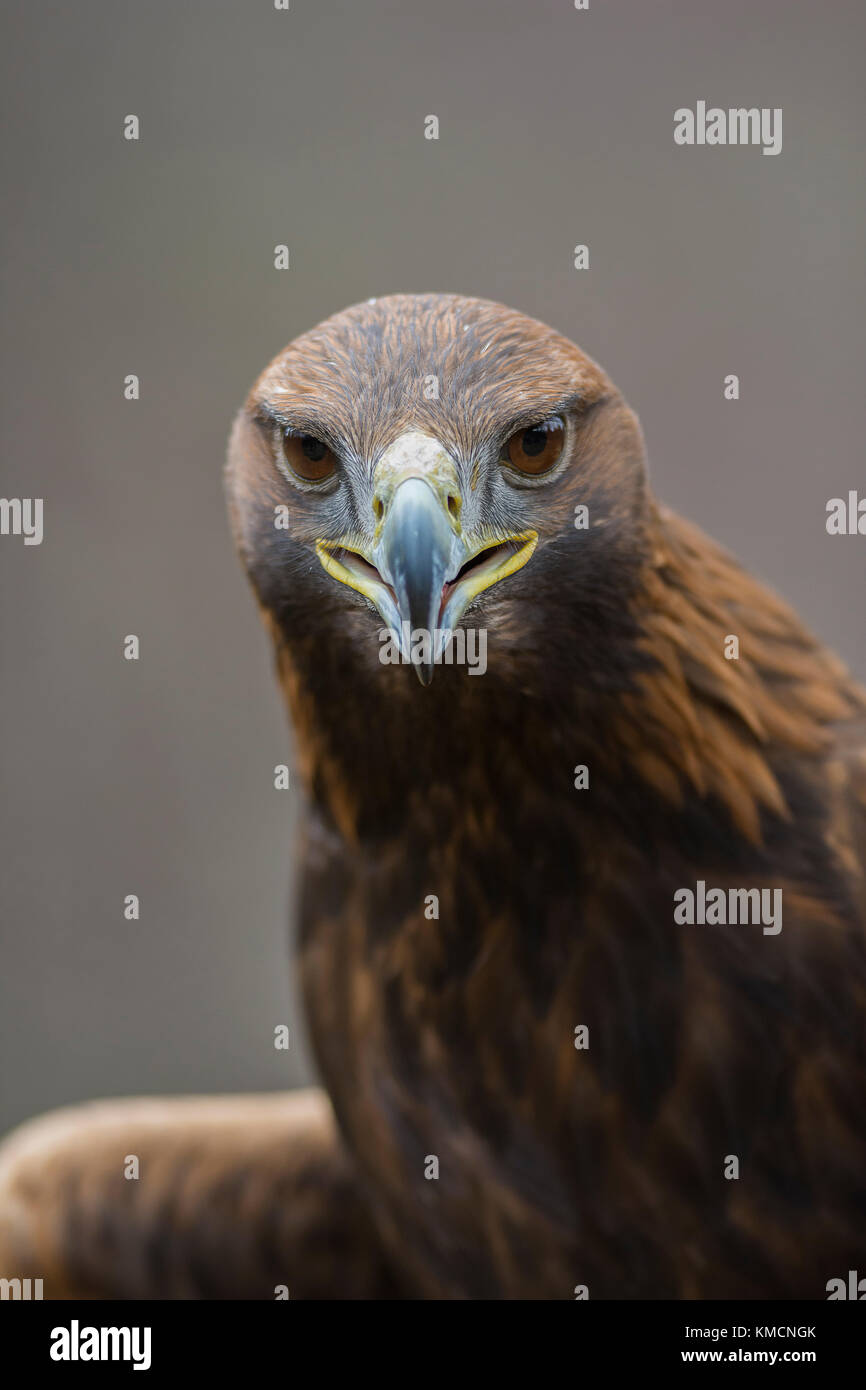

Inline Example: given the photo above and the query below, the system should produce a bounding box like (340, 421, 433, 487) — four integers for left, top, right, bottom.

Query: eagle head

(226, 293, 651, 692)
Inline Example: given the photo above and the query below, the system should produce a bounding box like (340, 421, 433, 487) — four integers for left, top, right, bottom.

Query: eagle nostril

(447, 493, 461, 520)
(372, 496, 384, 522)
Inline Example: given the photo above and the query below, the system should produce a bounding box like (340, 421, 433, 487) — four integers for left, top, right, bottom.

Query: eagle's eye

(502, 417, 565, 476)
(281, 430, 337, 482)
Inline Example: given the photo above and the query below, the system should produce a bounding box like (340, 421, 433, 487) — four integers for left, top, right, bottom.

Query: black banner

(1, 1299, 861, 1376)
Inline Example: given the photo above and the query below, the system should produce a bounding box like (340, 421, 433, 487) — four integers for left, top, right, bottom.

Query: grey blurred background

(1, 0, 864, 1134)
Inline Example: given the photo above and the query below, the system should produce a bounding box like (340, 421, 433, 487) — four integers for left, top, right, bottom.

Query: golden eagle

(1, 294, 864, 1299)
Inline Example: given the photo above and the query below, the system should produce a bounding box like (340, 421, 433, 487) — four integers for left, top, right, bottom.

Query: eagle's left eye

(501, 417, 565, 476)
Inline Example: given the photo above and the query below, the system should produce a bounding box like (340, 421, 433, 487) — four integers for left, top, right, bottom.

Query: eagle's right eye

(281, 430, 337, 483)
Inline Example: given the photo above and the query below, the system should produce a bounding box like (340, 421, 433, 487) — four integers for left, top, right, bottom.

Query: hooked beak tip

(377, 476, 460, 651)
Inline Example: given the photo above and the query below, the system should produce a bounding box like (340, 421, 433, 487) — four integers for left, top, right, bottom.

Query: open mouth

(322, 545, 394, 597)
(438, 533, 536, 627)
(315, 543, 401, 629)
(317, 531, 537, 635)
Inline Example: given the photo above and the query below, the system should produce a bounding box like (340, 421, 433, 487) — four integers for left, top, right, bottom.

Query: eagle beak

(314, 432, 537, 685)
(374, 478, 463, 685)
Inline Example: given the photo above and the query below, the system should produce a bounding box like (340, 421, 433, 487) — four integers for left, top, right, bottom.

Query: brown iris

(282, 431, 337, 482)
(502, 417, 565, 476)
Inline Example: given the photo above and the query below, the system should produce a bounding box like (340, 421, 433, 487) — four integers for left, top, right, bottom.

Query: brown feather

(2, 294, 864, 1299)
